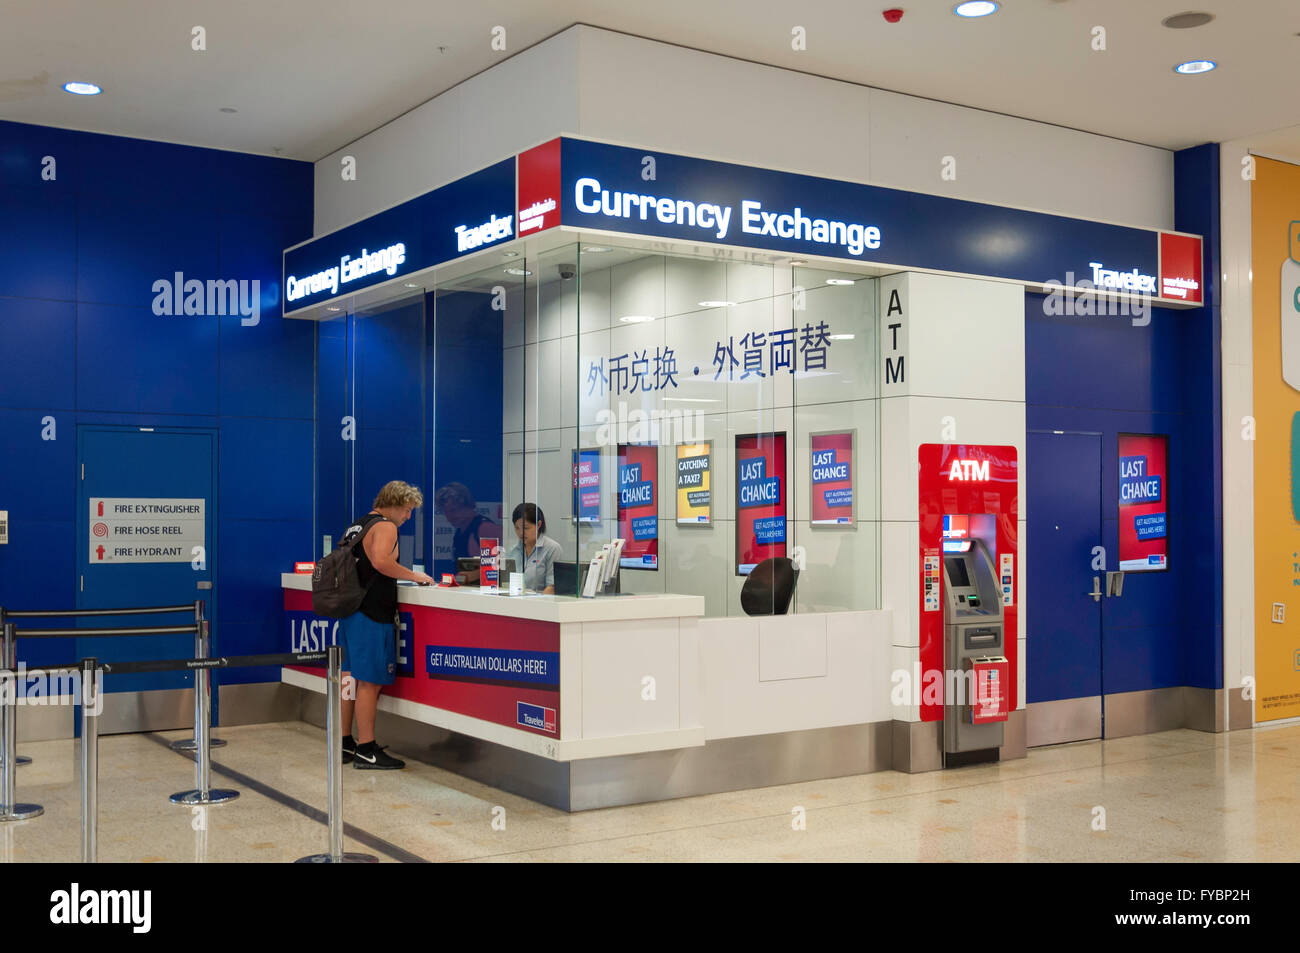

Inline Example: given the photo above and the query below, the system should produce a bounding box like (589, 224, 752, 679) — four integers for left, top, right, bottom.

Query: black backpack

(311, 517, 384, 618)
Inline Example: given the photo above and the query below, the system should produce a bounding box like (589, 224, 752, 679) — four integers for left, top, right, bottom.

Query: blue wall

(1025, 143, 1222, 697)
(0, 120, 313, 683)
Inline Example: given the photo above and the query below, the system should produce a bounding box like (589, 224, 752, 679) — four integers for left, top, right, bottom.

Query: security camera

(557, 264, 576, 280)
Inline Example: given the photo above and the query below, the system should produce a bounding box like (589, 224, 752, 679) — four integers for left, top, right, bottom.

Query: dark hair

(511, 502, 546, 534)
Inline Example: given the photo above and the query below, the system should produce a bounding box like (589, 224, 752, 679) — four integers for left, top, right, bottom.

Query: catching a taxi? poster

(676, 441, 712, 524)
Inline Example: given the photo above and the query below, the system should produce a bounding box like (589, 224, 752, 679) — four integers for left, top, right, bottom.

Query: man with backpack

(317, 481, 433, 769)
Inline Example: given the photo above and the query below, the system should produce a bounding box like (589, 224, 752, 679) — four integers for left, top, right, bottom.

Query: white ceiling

(3, 0, 1299, 162)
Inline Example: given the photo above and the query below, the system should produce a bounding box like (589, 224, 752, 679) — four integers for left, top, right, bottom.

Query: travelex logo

(573, 177, 882, 256)
(285, 241, 407, 303)
(50, 883, 151, 933)
(454, 212, 514, 252)
(517, 701, 556, 733)
(1088, 261, 1156, 295)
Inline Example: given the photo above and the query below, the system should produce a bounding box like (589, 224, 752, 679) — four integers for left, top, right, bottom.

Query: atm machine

(941, 531, 1009, 757)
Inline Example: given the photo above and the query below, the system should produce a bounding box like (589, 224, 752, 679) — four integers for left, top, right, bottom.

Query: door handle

(1085, 576, 1101, 602)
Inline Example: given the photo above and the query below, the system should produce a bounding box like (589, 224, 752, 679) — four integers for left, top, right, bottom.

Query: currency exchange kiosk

(941, 533, 1008, 755)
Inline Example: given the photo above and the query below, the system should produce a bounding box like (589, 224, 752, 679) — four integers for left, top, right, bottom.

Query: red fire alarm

(883, 8, 904, 22)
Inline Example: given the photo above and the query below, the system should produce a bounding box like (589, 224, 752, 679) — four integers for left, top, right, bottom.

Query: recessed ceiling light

(954, 2, 998, 17)
(699, 300, 735, 308)
(219, 107, 237, 114)
(827, 333, 856, 341)
(1162, 12, 1215, 29)
(504, 267, 532, 276)
(403, 283, 420, 288)
(1174, 59, 1216, 74)
(582, 245, 613, 253)
(62, 81, 101, 96)
(825, 278, 856, 286)
(618, 315, 656, 323)
(790, 260, 807, 266)
(502, 250, 520, 258)
(326, 306, 342, 312)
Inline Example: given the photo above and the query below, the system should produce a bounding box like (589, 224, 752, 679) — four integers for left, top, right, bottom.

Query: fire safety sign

(89, 498, 205, 564)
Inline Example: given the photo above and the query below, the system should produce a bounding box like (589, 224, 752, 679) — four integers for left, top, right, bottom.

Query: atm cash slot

(964, 627, 1001, 650)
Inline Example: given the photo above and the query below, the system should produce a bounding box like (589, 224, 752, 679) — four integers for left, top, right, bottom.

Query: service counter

(281, 574, 897, 810)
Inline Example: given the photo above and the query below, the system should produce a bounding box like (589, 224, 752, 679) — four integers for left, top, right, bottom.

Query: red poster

(479, 537, 500, 588)
(970, 658, 1009, 724)
(809, 431, 854, 526)
(736, 433, 787, 574)
(617, 444, 658, 570)
(1118, 433, 1168, 572)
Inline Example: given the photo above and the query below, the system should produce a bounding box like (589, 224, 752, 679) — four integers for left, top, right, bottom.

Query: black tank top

(352, 513, 398, 623)
(453, 513, 488, 559)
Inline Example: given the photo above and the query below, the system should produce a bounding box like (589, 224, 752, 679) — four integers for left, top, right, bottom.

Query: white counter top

(281, 573, 704, 624)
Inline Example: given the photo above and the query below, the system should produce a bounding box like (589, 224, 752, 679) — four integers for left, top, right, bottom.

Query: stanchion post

(169, 620, 238, 806)
(0, 622, 41, 821)
(296, 645, 375, 863)
(0, 611, 31, 768)
(81, 657, 98, 863)
(171, 600, 225, 752)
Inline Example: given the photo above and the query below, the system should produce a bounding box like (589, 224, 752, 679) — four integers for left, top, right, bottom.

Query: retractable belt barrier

(2, 646, 342, 862)
(0, 600, 223, 772)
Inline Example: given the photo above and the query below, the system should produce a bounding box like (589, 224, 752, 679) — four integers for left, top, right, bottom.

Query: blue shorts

(337, 612, 396, 686)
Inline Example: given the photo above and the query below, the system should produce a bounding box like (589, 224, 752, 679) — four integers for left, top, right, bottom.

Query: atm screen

(945, 558, 971, 588)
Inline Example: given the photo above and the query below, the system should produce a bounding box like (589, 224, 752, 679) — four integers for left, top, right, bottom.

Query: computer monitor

(553, 561, 578, 595)
(456, 557, 516, 585)
(552, 560, 619, 597)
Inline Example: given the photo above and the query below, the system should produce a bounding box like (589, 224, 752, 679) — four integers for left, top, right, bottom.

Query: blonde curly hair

(372, 480, 424, 510)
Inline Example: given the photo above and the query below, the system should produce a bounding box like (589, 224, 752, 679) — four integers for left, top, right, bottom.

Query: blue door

(77, 427, 216, 730)
(1026, 431, 1103, 744)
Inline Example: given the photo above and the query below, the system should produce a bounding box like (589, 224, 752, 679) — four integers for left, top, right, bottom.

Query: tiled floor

(2, 721, 1298, 862)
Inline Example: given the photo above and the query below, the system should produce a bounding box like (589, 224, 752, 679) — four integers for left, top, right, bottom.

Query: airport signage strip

(282, 157, 517, 314)
(283, 136, 1203, 316)
(556, 138, 1202, 306)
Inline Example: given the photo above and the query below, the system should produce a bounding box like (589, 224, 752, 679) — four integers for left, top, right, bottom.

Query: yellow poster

(675, 442, 712, 524)
(1252, 157, 1300, 721)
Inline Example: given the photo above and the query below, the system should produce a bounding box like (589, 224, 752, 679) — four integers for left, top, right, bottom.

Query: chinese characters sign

(585, 323, 838, 397)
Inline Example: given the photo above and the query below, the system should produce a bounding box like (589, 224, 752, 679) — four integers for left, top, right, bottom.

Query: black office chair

(740, 557, 799, 616)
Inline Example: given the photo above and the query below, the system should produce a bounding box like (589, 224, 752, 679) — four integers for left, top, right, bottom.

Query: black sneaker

(342, 735, 357, 765)
(353, 743, 405, 770)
